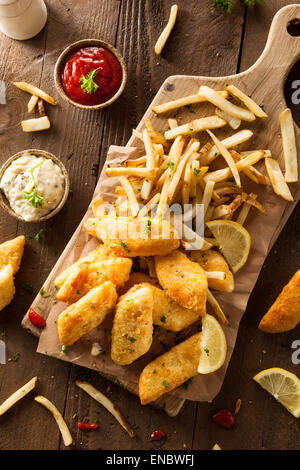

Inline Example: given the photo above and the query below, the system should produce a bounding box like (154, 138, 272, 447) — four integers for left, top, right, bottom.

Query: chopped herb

(80, 69, 99, 94)
(62, 345, 67, 353)
(23, 281, 33, 294)
(76, 290, 80, 295)
(153, 369, 157, 374)
(182, 378, 193, 390)
(193, 168, 200, 176)
(40, 287, 50, 298)
(160, 316, 166, 323)
(204, 348, 210, 356)
(162, 362, 165, 367)
(94, 418, 100, 424)
(54, 285, 59, 291)
(89, 302, 95, 309)
(129, 418, 139, 430)
(185, 104, 196, 113)
(34, 228, 45, 242)
(23, 160, 45, 208)
(72, 413, 77, 420)
(189, 128, 193, 132)
(120, 241, 130, 252)
(162, 380, 170, 388)
(126, 298, 134, 304)
(143, 217, 152, 234)
(127, 337, 136, 343)
(12, 352, 20, 362)
(167, 161, 175, 171)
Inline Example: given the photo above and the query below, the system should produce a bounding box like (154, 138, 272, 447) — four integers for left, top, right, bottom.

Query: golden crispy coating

(128, 282, 200, 331)
(139, 332, 202, 405)
(56, 256, 132, 304)
(57, 281, 117, 346)
(95, 215, 180, 257)
(190, 249, 234, 293)
(111, 285, 153, 365)
(155, 250, 207, 315)
(0, 264, 15, 311)
(259, 270, 300, 333)
(117, 272, 159, 295)
(0, 235, 25, 274)
(54, 244, 111, 288)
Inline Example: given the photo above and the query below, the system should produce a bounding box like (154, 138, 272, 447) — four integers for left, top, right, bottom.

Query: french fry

(21, 116, 50, 132)
(226, 85, 268, 118)
(236, 193, 257, 225)
(152, 91, 229, 114)
(118, 176, 139, 217)
(215, 107, 241, 130)
(125, 156, 147, 167)
(34, 396, 73, 446)
(198, 85, 255, 122)
(182, 163, 191, 206)
(202, 180, 215, 215)
(164, 115, 226, 140)
(207, 289, 228, 325)
(38, 98, 46, 116)
(241, 192, 266, 215)
(168, 117, 178, 129)
(27, 94, 38, 113)
(91, 197, 105, 217)
(138, 192, 160, 217)
(0, 377, 37, 416)
(167, 141, 200, 202)
(207, 129, 241, 187)
(106, 167, 157, 178)
(265, 158, 294, 202)
(203, 129, 253, 164)
(154, 4, 178, 55)
(279, 108, 298, 183)
(230, 149, 269, 185)
(13, 81, 57, 105)
(204, 150, 265, 183)
(76, 381, 135, 437)
(205, 271, 226, 280)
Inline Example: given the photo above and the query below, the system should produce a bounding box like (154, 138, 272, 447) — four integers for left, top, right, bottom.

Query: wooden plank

(193, 1, 300, 451)
(0, 0, 121, 450)
(59, 0, 246, 451)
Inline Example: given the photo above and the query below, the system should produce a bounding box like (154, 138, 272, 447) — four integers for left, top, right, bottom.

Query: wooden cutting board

(22, 4, 300, 417)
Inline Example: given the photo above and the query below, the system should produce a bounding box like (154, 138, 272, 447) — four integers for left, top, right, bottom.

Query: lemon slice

(197, 314, 227, 374)
(253, 368, 300, 418)
(206, 220, 251, 273)
(212, 443, 222, 450)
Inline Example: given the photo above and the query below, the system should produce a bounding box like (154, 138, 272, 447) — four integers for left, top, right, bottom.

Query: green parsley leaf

(89, 302, 95, 309)
(167, 161, 175, 171)
(162, 380, 170, 388)
(12, 352, 20, 362)
(40, 287, 51, 298)
(160, 316, 166, 323)
(62, 345, 67, 353)
(80, 69, 99, 94)
(120, 241, 130, 252)
(204, 348, 210, 356)
(127, 337, 136, 343)
(34, 228, 45, 242)
(24, 188, 44, 208)
(143, 217, 152, 234)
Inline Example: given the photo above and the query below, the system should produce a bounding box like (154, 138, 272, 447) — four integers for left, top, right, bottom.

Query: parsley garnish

(89, 302, 95, 309)
(127, 337, 136, 343)
(193, 168, 200, 176)
(80, 69, 99, 94)
(62, 345, 67, 353)
(23, 160, 45, 208)
(204, 348, 210, 356)
(120, 241, 130, 252)
(34, 228, 45, 242)
(40, 287, 50, 298)
(160, 316, 166, 323)
(23, 281, 33, 294)
(12, 352, 20, 362)
(182, 378, 193, 390)
(167, 161, 175, 171)
(162, 380, 170, 388)
(143, 217, 152, 234)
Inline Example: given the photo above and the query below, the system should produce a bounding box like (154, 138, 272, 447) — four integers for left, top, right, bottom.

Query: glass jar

(0, 0, 47, 40)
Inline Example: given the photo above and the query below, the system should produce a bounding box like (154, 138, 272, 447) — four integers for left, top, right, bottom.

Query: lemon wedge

(212, 443, 222, 450)
(197, 314, 227, 374)
(253, 367, 300, 418)
(206, 220, 251, 273)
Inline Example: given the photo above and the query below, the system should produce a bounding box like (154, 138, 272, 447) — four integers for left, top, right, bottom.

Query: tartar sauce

(0, 153, 65, 222)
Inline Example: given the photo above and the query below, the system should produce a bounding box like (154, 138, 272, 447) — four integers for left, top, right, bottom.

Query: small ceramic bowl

(0, 149, 70, 222)
(54, 38, 127, 110)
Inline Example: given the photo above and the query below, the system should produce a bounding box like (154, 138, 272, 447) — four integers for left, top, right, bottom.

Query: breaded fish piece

(0, 264, 15, 311)
(259, 270, 300, 333)
(139, 332, 202, 405)
(57, 281, 117, 346)
(117, 272, 159, 295)
(56, 256, 132, 303)
(111, 285, 153, 365)
(155, 250, 207, 315)
(94, 215, 180, 257)
(190, 249, 234, 293)
(127, 282, 200, 331)
(54, 244, 111, 289)
(0, 235, 25, 274)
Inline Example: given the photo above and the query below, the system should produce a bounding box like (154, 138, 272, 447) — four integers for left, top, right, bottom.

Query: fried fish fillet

(57, 281, 117, 346)
(0, 264, 15, 311)
(125, 282, 200, 331)
(190, 249, 234, 293)
(54, 244, 111, 289)
(0, 235, 25, 274)
(55, 254, 132, 304)
(155, 250, 207, 315)
(259, 270, 300, 333)
(117, 272, 159, 295)
(111, 285, 153, 365)
(93, 215, 180, 257)
(139, 332, 202, 405)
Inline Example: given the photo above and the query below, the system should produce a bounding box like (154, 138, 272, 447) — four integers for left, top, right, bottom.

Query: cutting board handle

(246, 4, 300, 76)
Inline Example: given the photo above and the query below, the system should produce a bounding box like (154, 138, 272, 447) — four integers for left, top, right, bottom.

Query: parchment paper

(22, 141, 295, 403)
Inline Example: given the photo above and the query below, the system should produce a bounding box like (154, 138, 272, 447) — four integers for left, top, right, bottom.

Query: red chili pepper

(28, 308, 46, 328)
(77, 422, 99, 431)
(150, 429, 166, 441)
(212, 409, 234, 429)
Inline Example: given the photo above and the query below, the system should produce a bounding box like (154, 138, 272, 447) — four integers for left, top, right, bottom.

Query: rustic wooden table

(0, 0, 299, 451)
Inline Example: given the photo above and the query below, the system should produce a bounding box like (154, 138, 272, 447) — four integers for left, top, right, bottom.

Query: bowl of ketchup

(54, 39, 127, 110)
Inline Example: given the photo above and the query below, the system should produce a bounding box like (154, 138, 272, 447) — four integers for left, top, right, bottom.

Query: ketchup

(61, 46, 122, 106)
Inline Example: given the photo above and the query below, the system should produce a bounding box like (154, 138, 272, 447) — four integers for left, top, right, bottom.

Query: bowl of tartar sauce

(0, 150, 70, 222)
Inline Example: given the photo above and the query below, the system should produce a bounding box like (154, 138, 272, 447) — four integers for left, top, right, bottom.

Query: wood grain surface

(0, 0, 299, 450)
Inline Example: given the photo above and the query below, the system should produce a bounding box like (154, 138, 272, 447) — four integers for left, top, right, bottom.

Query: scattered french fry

(207, 129, 241, 187)
(38, 98, 46, 117)
(118, 176, 139, 217)
(203, 129, 253, 164)
(164, 115, 226, 140)
(13, 81, 57, 105)
(105, 167, 157, 178)
(152, 91, 229, 114)
(265, 157, 294, 202)
(226, 85, 268, 118)
(154, 4, 178, 55)
(21, 116, 50, 132)
(279, 108, 298, 183)
(207, 289, 228, 325)
(0, 377, 37, 416)
(27, 94, 38, 113)
(34, 396, 73, 447)
(215, 107, 241, 130)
